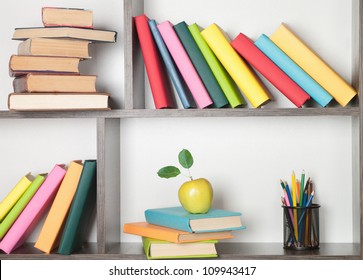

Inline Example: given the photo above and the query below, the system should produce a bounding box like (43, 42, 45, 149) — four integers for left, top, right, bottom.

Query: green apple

(178, 178, 213, 214)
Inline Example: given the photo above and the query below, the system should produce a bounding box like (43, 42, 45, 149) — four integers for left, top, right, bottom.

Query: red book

(134, 14, 176, 109)
(231, 33, 310, 107)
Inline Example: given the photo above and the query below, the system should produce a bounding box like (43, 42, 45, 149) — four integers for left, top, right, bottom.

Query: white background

(0, 0, 357, 247)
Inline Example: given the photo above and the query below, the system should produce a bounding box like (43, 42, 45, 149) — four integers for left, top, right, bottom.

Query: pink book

(157, 21, 213, 109)
(0, 164, 66, 254)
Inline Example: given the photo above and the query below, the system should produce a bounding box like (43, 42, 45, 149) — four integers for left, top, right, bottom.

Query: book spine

(123, 223, 179, 243)
(148, 19, 196, 109)
(270, 23, 357, 107)
(144, 209, 192, 232)
(254, 34, 333, 107)
(231, 33, 310, 108)
(157, 20, 213, 109)
(134, 14, 176, 109)
(174, 21, 229, 108)
(201, 23, 271, 108)
(188, 23, 245, 108)
(0, 165, 66, 254)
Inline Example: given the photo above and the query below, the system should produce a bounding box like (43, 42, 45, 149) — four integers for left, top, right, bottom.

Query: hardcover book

(35, 161, 83, 253)
(188, 23, 245, 108)
(174, 21, 229, 108)
(254, 34, 333, 107)
(157, 20, 213, 109)
(57, 160, 97, 255)
(0, 174, 46, 240)
(142, 237, 218, 259)
(42, 7, 93, 28)
(201, 23, 271, 108)
(0, 164, 66, 254)
(134, 14, 176, 109)
(124, 221, 234, 243)
(231, 32, 310, 108)
(270, 23, 357, 107)
(148, 19, 196, 109)
(0, 173, 34, 222)
(144, 206, 246, 233)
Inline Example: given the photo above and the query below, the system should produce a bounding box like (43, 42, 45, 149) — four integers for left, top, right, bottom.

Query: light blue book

(148, 19, 196, 109)
(255, 34, 333, 107)
(144, 206, 246, 233)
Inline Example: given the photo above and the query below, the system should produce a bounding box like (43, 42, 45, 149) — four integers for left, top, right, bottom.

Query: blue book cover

(148, 19, 196, 109)
(145, 206, 246, 233)
(255, 34, 333, 107)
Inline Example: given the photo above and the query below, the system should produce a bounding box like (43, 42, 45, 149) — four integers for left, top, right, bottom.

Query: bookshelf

(0, 0, 362, 260)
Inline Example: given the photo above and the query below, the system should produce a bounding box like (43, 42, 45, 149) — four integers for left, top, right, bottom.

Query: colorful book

(201, 23, 272, 108)
(0, 174, 45, 240)
(254, 34, 333, 107)
(157, 21, 213, 109)
(142, 237, 218, 259)
(57, 160, 97, 255)
(134, 14, 176, 109)
(148, 19, 196, 109)
(188, 23, 245, 108)
(231, 33, 310, 108)
(269, 23, 357, 107)
(35, 161, 84, 253)
(145, 206, 246, 233)
(0, 173, 34, 222)
(124, 221, 234, 243)
(0, 164, 66, 254)
(174, 21, 229, 108)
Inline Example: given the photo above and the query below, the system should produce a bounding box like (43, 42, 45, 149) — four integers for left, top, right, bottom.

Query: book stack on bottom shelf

(7, 7, 117, 111)
(124, 206, 246, 259)
(0, 160, 97, 255)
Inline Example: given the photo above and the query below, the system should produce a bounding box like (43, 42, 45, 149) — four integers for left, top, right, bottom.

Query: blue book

(148, 19, 196, 109)
(254, 34, 333, 107)
(145, 206, 246, 233)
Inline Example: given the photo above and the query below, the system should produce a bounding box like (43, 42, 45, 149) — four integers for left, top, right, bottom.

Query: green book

(142, 237, 218, 260)
(174, 21, 229, 108)
(188, 23, 246, 108)
(57, 160, 97, 255)
(0, 174, 45, 240)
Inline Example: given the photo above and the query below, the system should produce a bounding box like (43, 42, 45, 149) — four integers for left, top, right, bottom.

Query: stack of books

(7, 7, 117, 111)
(0, 160, 97, 255)
(135, 14, 357, 109)
(124, 206, 246, 259)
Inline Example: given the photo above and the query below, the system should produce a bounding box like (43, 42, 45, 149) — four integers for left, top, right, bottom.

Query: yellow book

(34, 161, 83, 253)
(0, 173, 34, 222)
(270, 23, 357, 107)
(201, 23, 271, 108)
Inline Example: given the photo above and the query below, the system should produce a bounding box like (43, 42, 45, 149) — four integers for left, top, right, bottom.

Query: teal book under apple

(174, 21, 229, 108)
(145, 206, 246, 233)
(57, 160, 97, 255)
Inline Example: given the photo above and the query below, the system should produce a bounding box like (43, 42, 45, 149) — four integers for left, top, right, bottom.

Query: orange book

(34, 161, 83, 253)
(123, 221, 234, 243)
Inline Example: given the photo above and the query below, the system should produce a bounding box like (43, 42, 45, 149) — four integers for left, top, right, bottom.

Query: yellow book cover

(0, 173, 34, 222)
(270, 23, 357, 107)
(201, 23, 272, 108)
(34, 161, 83, 253)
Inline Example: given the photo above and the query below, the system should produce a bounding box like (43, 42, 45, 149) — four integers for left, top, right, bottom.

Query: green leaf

(178, 149, 193, 169)
(157, 166, 181, 178)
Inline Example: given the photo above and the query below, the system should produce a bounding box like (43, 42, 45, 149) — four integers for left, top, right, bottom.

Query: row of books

(124, 206, 246, 259)
(7, 7, 117, 111)
(136, 14, 357, 109)
(0, 160, 97, 255)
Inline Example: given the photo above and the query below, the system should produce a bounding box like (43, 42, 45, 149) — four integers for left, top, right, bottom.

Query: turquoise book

(144, 206, 246, 233)
(148, 19, 196, 109)
(173, 21, 229, 108)
(57, 160, 97, 255)
(142, 236, 218, 259)
(254, 34, 333, 107)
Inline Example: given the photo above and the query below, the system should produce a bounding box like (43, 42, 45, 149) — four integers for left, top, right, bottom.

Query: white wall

(0, 0, 356, 245)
